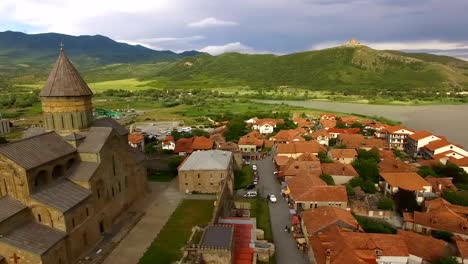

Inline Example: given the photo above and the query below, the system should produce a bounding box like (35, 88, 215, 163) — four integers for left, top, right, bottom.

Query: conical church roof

(40, 49, 93, 97)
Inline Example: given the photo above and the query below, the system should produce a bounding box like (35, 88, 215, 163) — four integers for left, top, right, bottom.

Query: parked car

(253, 178, 258, 185)
(245, 184, 256, 190)
(252, 164, 257, 170)
(244, 191, 258, 198)
(269, 195, 277, 203)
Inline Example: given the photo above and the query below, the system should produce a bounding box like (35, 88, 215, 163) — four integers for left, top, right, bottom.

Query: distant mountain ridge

(0, 31, 200, 74)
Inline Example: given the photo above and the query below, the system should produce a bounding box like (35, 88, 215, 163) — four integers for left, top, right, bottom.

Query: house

(192, 136, 214, 151)
(178, 150, 233, 193)
(378, 158, 417, 173)
(397, 230, 448, 264)
(425, 176, 457, 196)
(283, 160, 322, 180)
(403, 198, 468, 239)
(245, 117, 258, 125)
(404, 130, 440, 158)
(210, 133, 226, 148)
(338, 134, 386, 150)
(385, 126, 415, 150)
(174, 137, 195, 155)
(310, 129, 330, 146)
(288, 175, 347, 210)
(321, 162, 359, 185)
(162, 135, 176, 151)
(270, 128, 305, 143)
(309, 225, 410, 264)
(0, 119, 10, 135)
(448, 157, 468, 173)
(319, 113, 336, 120)
(319, 119, 337, 130)
(328, 149, 357, 164)
(238, 131, 264, 152)
(301, 207, 360, 238)
(293, 116, 313, 129)
(327, 128, 360, 139)
(339, 116, 359, 126)
(128, 132, 145, 151)
(421, 139, 468, 160)
(251, 118, 284, 134)
(380, 172, 432, 204)
(362, 121, 389, 138)
(276, 141, 326, 158)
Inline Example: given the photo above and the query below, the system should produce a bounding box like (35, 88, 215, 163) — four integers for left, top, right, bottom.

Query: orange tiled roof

(283, 160, 322, 177)
(277, 141, 326, 154)
(423, 139, 451, 151)
(297, 153, 319, 161)
(456, 240, 468, 259)
(302, 207, 360, 235)
(274, 156, 291, 167)
(310, 129, 330, 139)
(320, 119, 337, 129)
(425, 198, 468, 215)
(328, 128, 360, 134)
(271, 129, 305, 142)
(412, 198, 468, 235)
(448, 157, 468, 167)
(338, 134, 365, 147)
(378, 158, 417, 173)
(329, 149, 357, 159)
(320, 113, 336, 119)
(293, 117, 313, 128)
(380, 172, 430, 191)
(174, 137, 195, 154)
(238, 131, 264, 147)
(385, 125, 415, 134)
(339, 116, 359, 125)
(425, 176, 457, 193)
(164, 135, 174, 142)
(433, 150, 466, 160)
(219, 142, 238, 151)
(322, 162, 359, 177)
(408, 130, 434, 141)
(397, 230, 447, 262)
(289, 184, 347, 202)
(191, 136, 214, 150)
(128, 133, 144, 144)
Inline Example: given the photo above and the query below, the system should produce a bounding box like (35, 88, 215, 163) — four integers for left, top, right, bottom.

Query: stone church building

(0, 48, 148, 264)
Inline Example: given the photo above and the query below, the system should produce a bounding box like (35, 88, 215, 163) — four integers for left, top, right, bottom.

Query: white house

(421, 139, 468, 159)
(254, 121, 276, 134)
(404, 130, 440, 157)
(385, 126, 415, 150)
(162, 135, 176, 151)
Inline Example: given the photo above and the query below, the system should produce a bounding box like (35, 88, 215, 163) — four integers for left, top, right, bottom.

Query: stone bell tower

(40, 46, 94, 133)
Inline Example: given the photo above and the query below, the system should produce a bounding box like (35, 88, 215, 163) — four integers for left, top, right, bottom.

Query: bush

(302, 135, 312, 141)
(377, 197, 394, 210)
(354, 215, 396, 234)
(318, 151, 333, 163)
(418, 166, 437, 177)
(349, 177, 376, 193)
(434, 256, 459, 264)
(168, 156, 185, 172)
(442, 190, 468, 206)
(329, 138, 337, 147)
(431, 230, 453, 242)
(320, 174, 335, 186)
(345, 184, 355, 196)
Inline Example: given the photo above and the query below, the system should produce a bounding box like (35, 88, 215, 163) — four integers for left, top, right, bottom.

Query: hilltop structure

(344, 38, 362, 47)
(0, 48, 148, 264)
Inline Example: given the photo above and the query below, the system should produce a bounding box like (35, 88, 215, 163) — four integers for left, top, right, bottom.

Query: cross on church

(10, 253, 21, 264)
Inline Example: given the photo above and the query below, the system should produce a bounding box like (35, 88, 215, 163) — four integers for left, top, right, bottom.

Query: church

(0, 48, 148, 264)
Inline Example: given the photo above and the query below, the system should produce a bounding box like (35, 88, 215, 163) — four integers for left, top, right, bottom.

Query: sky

(0, 0, 467, 59)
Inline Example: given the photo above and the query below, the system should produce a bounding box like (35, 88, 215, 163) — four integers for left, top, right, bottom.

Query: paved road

(255, 156, 309, 264)
(103, 180, 183, 264)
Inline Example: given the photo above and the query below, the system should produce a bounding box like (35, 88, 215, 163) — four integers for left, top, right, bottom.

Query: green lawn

(234, 165, 254, 190)
(147, 170, 177, 182)
(139, 199, 215, 264)
(88, 78, 154, 93)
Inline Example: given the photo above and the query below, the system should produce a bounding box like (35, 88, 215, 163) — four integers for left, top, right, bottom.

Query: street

(255, 155, 309, 264)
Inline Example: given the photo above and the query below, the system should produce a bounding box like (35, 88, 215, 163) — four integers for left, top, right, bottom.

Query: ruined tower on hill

(39, 47, 94, 133)
(344, 38, 362, 47)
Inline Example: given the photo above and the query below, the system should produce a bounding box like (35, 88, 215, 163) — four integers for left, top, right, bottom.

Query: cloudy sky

(0, 0, 467, 58)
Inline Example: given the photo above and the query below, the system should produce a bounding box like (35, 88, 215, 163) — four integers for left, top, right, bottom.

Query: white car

(269, 195, 277, 203)
(244, 191, 258, 198)
(252, 164, 257, 170)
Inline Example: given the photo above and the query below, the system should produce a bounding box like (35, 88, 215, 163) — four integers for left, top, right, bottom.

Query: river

(257, 100, 468, 148)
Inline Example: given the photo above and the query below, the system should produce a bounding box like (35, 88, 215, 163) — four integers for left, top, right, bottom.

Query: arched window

(52, 165, 64, 180)
(66, 158, 75, 170)
(35, 170, 48, 188)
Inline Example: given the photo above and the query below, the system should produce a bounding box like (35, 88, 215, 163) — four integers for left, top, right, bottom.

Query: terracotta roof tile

(456, 240, 468, 259)
(238, 131, 264, 147)
(128, 133, 144, 144)
(320, 119, 337, 129)
(425, 176, 457, 193)
(380, 172, 430, 191)
(174, 137, 194, 154)
(329, 149, 357, 159)
(379, 158, 417, 173)
(322, 162, 359, 177)
(191, 136, 214, 150)
(271, 129, 306, 142)
(277, 141, 326, 154)
(449, 157, 468, 167)
(289, 184, 347, 202)
(398, 230, 447, 262)
(302, 207, 360, 235)
(328, 128, 360, 134)
(408, 131, 434, 141)
(283, 160, 322, 177)
(385, 125, 415, 134)
(424, 139, 451, 151)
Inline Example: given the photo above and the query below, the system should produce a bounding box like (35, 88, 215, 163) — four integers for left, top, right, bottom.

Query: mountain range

(1, 31, 468, 97)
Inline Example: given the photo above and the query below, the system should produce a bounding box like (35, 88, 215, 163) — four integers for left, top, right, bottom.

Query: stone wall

(41, 96, 93, 132)
(179, 169, 229, 194)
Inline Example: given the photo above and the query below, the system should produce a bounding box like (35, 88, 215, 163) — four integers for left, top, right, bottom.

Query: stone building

(0, 119, 10, 135)
(178, 150, 233, 194)
(0, 48, 148, 264)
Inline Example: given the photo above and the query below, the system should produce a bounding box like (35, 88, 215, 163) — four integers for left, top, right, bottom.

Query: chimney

(325, 249, 331, 264)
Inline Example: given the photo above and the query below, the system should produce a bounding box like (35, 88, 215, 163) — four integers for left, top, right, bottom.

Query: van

(243, 191, 257, 198)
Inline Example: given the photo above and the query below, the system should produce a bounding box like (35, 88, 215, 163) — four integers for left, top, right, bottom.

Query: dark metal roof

(0, 222, 66, 255)
(77, 127, 113, 153)
(22, 127, 47, 139)
(200, 225, 233, 249)
(0, 196, 27, 223)
(0, 132, 76, 170)
(93, 118, 128, 136)
(31, 179, 91, 212)
(63, 132, 86, 141)
(68, 161, 99, 182)
(39, 50, 93, 97)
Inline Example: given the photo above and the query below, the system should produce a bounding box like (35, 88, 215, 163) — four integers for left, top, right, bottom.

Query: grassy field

(88, 78, 154, 92)
(234, 165, 254, 190)
(139, 199, 215, 264)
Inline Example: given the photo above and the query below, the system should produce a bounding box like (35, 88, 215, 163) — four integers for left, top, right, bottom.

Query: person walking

(284, 225, 288, 232)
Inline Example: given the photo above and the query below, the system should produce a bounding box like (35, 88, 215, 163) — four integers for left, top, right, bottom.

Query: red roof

(174, 137, 194, 154)
(191, 136, 214, 150)
(408, 130, 434, 141)
(424, 139, 451, 151)
(238, 131, 264, 147)
(385, 126, 415, 134)
(277, 141, 326, 154)
(449, 157, 468, 167)
(328, 128, 360, 134)
(128, 133, 144, 144)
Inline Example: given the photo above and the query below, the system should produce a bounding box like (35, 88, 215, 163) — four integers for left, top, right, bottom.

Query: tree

(320, 174, 335, 185)
(224, 117, 248, 142)
(191, 128, 210, 137)
(434, 256, 459, 264)
(431, 230, 453, 242)
(274, 118, 297, 131)
(144, 142, 157, 155)
(329, 138, 337, 147)
(302, 135, 312, 141)
(335, 122, 347, 128)
(377, 197, 394, 210)
(349, 177, 376, 193)
(318, 151, 333, 163)
(168, 156, 185, 172)
(442, 190, 468, 206)
(418, 166, 437, 177)
(350, 122, 363, 129)
(357, 149, 380, 163)
(352, 159, 380, 183)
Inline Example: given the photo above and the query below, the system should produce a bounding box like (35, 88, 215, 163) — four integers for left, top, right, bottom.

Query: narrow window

(118, 182, 122, 192)
(111, 187, 115, 197)
(125, 176, 128, 187)
(86, 207, 89, 217)
(72, 218, 75, 228)
(112, 155, 117, 176)
(97, 189, 101, 199)
(83, 232, 88, 246)
(38, 214, 42, 222)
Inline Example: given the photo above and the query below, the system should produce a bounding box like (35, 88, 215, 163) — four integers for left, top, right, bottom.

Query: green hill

(0, 31, 199, 78)
(153, 45, 468, 98)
